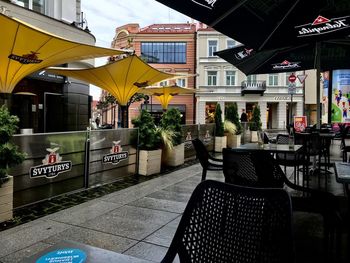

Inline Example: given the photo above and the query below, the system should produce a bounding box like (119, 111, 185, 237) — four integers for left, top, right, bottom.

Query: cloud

(81, 0, 191, 100)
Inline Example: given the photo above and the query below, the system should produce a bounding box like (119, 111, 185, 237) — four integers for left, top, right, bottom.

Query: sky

(81, 0, 191, 100)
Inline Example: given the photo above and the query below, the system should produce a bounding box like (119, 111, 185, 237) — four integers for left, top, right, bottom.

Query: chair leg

(201, 169, 207, 181)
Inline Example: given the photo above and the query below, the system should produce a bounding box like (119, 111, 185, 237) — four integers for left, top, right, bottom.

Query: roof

(139, 23, 197, 34)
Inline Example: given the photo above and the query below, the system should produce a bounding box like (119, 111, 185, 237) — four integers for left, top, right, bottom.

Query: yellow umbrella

(0, 13, 129, 94)
(141, 85, 195, 110)
(47, 55, 186, 127)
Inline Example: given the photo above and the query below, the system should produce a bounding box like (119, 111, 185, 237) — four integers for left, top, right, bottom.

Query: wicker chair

(192, 138, 223, 181)
(222, 149, 340, 259)
(161, 180, 295, 263)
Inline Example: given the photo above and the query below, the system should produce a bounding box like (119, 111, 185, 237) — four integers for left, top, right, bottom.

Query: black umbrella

(214, 39, 350, 75)
(155, 0, 350, 51)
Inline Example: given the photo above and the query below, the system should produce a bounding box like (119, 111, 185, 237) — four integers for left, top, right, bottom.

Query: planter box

(251, 131, 258, 142)
(0, 176, 13, 223)
(138, 149, 162, 176)
(226, 134, 241, 148)
(163, 143, 184, 167)
(214, 136, 227, 152)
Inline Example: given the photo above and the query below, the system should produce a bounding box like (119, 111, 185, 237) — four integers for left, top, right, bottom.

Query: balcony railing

(241, 81, 266, 96)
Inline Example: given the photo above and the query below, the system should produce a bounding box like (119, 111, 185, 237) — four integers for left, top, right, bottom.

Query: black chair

(192, 138, 223, 181)
(340, 126, 350, 162)
(222, 149, 340, 259)
(161, 180, 295, 263)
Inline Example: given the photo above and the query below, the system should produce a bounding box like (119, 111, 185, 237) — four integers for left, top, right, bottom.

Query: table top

(232, 143, 303, 153)
(334, 162, 350, 184)
(22, 240, 152, 263)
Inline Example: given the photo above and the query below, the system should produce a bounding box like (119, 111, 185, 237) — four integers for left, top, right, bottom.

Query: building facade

(0, 0, 94, 133)
(109, 23, 197, 126)
(196, 27, 308, 130)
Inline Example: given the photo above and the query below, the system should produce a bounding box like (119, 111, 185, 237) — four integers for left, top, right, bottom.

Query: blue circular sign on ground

(36, 248, 87, 263)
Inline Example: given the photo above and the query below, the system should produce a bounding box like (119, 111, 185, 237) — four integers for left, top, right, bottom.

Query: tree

(0, 106, 25, 186)
(226, 103, 242, 135)
(249, 105, 262, 131)
(214, 104, 224, 137)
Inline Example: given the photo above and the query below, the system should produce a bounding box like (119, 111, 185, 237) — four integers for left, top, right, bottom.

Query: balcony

(241, 80, 266, 96)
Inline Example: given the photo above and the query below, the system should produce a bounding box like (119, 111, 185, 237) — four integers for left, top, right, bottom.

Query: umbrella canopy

(47, 55, 184, 106)
(141, 85, 196, 110)
(214, 40, 350, 75)
(0, 13, 129, 94)
(155, 0, 350, 51)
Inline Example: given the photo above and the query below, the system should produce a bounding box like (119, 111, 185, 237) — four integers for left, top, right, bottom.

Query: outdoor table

(334, 162, 350, 203)
(22, 240, 152, 263)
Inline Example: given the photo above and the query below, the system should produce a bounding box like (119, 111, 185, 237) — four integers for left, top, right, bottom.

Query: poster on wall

(332, 70, 350, 123)
(294, 116, 307, 132)
(321, 71, 329, 124)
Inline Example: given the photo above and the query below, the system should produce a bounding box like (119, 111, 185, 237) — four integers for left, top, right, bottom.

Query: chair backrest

(276, 134, 295, 161)
(341, 126, 350, 148)
(223, 148, 285, 188)
(192, 138, 210, 168)
(161, 180, 295, 263)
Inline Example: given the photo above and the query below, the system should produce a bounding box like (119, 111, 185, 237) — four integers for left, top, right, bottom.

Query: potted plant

(225, 103, 242, 148)
(132, 109, 162, 176)
(0, 106, 25, 223)
(249, 105, 262, 142)
(214, 104, 227, 152)
(159, 108, 184, 167)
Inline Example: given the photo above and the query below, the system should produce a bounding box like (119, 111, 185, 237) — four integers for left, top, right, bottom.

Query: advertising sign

(294, 116, 307, 132)
(322, 71, 329, 124)
(331, 70, 350, 123)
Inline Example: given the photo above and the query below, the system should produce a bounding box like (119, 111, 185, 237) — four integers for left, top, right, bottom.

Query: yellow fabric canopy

(47, 55, 186, 106)
(0, 13, 129, 94)
(141, 85, 195, 109)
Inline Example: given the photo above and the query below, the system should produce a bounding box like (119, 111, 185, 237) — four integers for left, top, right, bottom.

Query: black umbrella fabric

(214, 39, 350, 75)
(155, 0, 350, 51)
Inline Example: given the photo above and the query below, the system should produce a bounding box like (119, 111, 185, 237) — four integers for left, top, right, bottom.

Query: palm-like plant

(159, 108, 183, 147)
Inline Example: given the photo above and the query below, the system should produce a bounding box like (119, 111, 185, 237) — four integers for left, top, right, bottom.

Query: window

(226, 71, 236, 86)
(141, 42, 187, 63)
(207, 71, 217, 86)
(159, 80, 168, 87)
(176, 78, 186, 87)
(227, 39, 235, 49)
(17, 0, 45, 13)
(208, 40, 218, 57)
(268, 74, 279, 86)
(247, 75, 257, 83)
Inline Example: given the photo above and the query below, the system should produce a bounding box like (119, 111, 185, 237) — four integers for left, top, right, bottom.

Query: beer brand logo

(102, 141, 129, 165)
(272, 60, 301, 70)
(203, 130, 211, 145)
(184, 132, 193, 149)
(191, 0, 218, 10)
(8, 51, 43, 64)
(30, 147, 72, 179)
(296, 15, 350, 37)
(234, 48, 254, 60)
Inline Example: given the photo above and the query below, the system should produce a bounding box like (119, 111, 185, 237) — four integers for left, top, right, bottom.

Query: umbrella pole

(316, 42, 321, 129)
(120, 105, 129, 128)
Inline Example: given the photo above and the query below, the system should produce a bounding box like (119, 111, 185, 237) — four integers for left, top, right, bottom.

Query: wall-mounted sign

(274, 96, 291, 101)
(30, 147, 72, 179)
(102, 140, 129, 165)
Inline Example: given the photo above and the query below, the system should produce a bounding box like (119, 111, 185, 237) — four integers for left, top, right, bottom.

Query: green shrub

(214, 104, 224, 137)
(159, 108, 183, 146)
(249, 105, 262, 131)
(131, 110, 161, 150)
(0, 106, 26, 186)
(226, 103, 242, 135)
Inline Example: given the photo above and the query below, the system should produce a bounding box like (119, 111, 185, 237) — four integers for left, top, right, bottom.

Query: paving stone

(124, 242, 170, 263)
(129, 197, 186, 214)
(146, 190, 191, 203)
(0, 242, 51, 263)
(144, 220, 180, 247)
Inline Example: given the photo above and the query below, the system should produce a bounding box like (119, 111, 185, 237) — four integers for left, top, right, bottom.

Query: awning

(0, 13, 129, 94)
(47, 55, 190, 106)
(141, 85, 195, 110)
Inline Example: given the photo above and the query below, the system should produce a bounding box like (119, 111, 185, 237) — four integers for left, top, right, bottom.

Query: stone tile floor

(0, 141, 349, 263)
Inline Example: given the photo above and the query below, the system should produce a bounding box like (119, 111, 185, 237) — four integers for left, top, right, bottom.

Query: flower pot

(227, 134, 241, 148)
(251, 131, 258, 142)
(0, 176, 13, 223)
(214, 136, 227, 152)
(163, 143, 185, 167)
(138, 149, 162, 176)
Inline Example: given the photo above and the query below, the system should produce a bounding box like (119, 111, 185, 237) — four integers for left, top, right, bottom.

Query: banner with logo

(331, 70, 350, 123)
(294, 116, 307, 132)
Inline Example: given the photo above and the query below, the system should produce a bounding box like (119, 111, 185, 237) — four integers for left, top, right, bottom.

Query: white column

(295, 101, 303, 117)
(219, 101, 225, 120)
(259, 101, 267, 130)
(196, 100, 206, 124)
(277, 101, 287, 129)
(236, 101, 246, 112)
